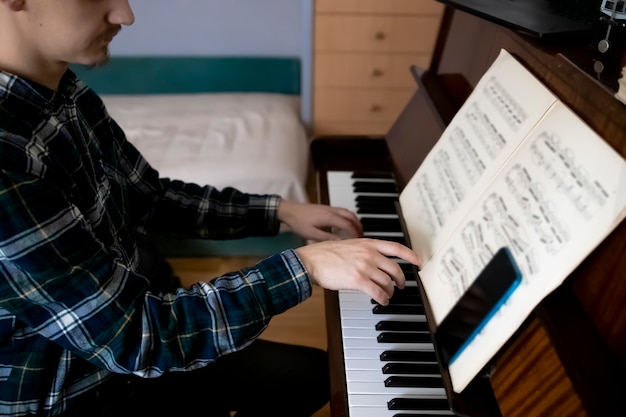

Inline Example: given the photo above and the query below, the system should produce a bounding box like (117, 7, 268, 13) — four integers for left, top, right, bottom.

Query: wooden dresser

(312, 0, 444, 136)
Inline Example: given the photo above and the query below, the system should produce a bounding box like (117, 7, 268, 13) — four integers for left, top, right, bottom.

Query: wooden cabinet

(312, 0, 444, 136)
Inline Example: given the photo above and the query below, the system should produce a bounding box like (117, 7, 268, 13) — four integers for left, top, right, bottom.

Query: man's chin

(77, 49, 111, 69)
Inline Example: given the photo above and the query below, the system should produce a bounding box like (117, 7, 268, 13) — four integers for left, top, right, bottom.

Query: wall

(110, 0, 313, 124)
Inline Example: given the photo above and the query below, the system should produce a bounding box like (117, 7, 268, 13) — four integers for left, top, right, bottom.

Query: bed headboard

(71, 56, 301, 95)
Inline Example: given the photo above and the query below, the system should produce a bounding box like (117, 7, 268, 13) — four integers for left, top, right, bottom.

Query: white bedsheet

(101, 93, 310, 203)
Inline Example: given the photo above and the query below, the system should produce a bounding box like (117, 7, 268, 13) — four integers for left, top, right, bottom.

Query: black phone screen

(435, 247, 522, 365)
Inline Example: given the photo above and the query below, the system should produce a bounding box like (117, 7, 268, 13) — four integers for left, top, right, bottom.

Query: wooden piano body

(312, 7, 626, 417)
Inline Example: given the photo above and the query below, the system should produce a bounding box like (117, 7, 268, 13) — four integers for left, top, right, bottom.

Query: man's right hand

(294, 238, 422, 306)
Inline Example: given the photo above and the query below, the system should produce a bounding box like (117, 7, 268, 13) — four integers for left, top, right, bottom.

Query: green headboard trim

(71, 56, 301, 95)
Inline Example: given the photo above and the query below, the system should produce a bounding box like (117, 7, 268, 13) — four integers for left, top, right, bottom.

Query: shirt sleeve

(0, 163, 312, 377)
(107, 119, 283, 240)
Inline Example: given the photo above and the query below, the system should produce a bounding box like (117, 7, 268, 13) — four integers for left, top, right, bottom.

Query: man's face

(24, 0, 134, 68)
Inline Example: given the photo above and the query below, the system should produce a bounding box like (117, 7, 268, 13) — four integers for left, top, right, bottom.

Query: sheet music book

(399, 49, 626, 393)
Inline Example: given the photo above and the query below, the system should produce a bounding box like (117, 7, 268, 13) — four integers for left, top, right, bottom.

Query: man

(0, 0, 422, 416)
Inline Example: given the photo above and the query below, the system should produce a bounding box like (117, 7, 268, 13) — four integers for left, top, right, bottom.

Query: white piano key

(339, 290, 421, 304)
(346, 369, 441, 382)
(340, 308, 422, 321)
(348, 393, 451, 407)
(344, 358, 438, 370)
(343, 338, 433, 350)
(345, 369, 389, 382)
(348, 407, 455, 417)
(343, 347, 434, 360)
(344, 358, 387, 370)
(342, 328, 431, 340)
(346, 381, 445, 396)
(341, 317, 426, 330)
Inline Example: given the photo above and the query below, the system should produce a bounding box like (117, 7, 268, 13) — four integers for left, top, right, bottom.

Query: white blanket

(101, 93, 310, 203)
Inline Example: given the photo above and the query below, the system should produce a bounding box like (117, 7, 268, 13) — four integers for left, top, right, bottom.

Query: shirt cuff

(255, 249, 312, 314)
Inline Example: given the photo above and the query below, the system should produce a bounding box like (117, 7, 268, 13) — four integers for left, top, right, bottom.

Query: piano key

(373, 304, 425, 315)
(327, 169, 451, 416)
(382, 362, 441, 375)
(345, 358, 439, 372)
(341, 317, 425, 330)
(377, 331, 432, 344)
(342, 328, 431, 343)
(348, 405, 455, 417)
(343, 338, 433, 350)
(351, 170, 395, 180)
(346, 368, 441, 382)
(380, 350, 438, 362)
(344, 348, 435, 360)
(346, 381, 444, 396)
(387, 397, 452, 411)
(376, 320, 429, 332)
(360, 217, 403, 231)
(348, 394, 455, 417)
(384, 375, 444, 388)
(340, 310, 422, 324)
(353, 181, 399, 194)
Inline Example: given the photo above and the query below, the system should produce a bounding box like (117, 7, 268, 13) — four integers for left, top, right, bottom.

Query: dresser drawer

(315, 15, 441, 53)
(316, 0, 445, 15)
(314, 88, 414, 124)
(313, 120, 393, 136)
(314, 52, 430, 89)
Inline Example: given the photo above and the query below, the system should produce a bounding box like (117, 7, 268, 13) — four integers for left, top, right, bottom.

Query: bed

(72, 56, 308, 257)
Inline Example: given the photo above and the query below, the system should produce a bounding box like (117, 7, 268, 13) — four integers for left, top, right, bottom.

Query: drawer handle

(370, 104, 383, 113)
(371, 68, 384, 77)
(374, 31, 386, 41)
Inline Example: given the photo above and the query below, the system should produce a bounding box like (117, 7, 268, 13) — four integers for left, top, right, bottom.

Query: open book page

(423, 100, 626, 392)
(399, 49, 557, 263)
(399, 48, 626, 393)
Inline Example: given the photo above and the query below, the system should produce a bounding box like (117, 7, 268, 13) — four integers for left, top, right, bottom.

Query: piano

(311, 7, 626, 417)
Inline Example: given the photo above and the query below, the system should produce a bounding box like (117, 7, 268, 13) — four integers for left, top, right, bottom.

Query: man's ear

(1, 0, 26, 11)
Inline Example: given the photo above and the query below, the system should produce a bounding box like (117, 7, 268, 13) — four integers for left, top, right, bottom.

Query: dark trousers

(103, 339, 330, 417)
(70, 236, 330, 416)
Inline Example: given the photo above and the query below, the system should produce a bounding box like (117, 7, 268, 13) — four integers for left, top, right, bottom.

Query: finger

(362, 279, 393, 306)
(303, 227, 341, 243)
(368, 239, 422, 266)
(375, 257, 407, 290)
(368, 268, 397, 297)
(327, 215, 363, 239)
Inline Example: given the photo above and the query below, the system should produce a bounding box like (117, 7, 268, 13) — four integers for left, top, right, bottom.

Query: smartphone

(435, 247, 522, 365)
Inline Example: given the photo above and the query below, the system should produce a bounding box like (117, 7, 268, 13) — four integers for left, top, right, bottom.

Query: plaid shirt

(0, 70, 311, 416)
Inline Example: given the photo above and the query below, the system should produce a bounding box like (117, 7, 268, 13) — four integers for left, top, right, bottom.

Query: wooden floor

(168, 256, 332, 417)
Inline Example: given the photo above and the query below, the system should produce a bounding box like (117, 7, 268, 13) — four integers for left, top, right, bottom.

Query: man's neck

(0, 36, 66, 90)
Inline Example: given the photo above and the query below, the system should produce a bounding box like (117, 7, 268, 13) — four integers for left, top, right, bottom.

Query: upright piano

(311, 7, 626, 417)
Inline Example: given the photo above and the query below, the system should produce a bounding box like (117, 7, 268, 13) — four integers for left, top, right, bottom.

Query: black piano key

(356, 194, 398, 203)
(380, 350, 437, 362)
(369, 235, 407, 244)
(385, 375, 444, 388)
(375, 320, 429, 332)
(357, 206, 399, 215)
(387, 292, 422, 305)
(352, 181, 399, 194)
(390, 414, 451, 417)
(382, 362, 441, 375)
(372, 287, 421, 304)
(377, 331, 432, 344)
(373, 304, 425, 315)
(388, 397, 451, 411)
(351, 171, 394, 179)
(360, 217, 403, 232)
